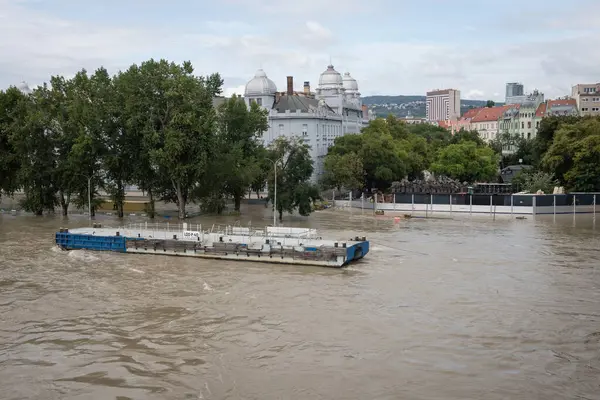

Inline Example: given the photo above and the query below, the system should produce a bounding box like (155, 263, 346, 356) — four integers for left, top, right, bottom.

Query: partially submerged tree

(214, 95, 268, 212)
(267, 136, 320, 221)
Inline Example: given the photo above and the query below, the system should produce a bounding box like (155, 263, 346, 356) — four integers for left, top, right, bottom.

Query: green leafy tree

(511, 170, 557, 193)
(486, 100, 495, 108)
(451, 129, 485, 146)
(91, 68, 132, 218)
(407, 123, 451, 152)
(431, 140, 499, 183)
(214, 95, 268, 211)
(67, 69, 109, 217)
(113, 63, 162, 218)
(250, 146, 271, 200)
(0, 87, 26, 201)
(126, 59, 222, 219)
(532, 115, 581, 167)
(267, 136, 320, 221)
(43, 76, 82, 216)
(321, 152, 364, 190)
(10, 89, 58, 214)
(542, 117, 600, 191)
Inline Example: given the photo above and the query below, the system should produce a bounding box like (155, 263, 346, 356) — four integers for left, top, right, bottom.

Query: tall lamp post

(266, 157, 283, 227)
(75, 173, 93, 223)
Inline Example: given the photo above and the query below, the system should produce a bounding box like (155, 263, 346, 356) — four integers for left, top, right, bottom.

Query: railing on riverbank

(333, 192, 600, 217)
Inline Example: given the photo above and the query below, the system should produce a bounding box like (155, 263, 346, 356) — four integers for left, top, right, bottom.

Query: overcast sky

(1, 0, 598, 101)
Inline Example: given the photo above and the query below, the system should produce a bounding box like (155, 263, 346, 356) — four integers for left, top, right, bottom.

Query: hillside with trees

(362, 95, 503, 118)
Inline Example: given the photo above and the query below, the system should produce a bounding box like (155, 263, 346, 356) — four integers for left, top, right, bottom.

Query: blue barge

(55, 223, 369, 268)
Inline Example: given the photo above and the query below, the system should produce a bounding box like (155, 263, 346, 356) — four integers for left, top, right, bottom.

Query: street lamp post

(87, 175, 91, 223)
(266, 157, 283, 227)
(75, 173, 92, 223)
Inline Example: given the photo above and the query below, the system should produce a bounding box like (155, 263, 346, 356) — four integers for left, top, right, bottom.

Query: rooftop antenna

(329, 55, 332, 66)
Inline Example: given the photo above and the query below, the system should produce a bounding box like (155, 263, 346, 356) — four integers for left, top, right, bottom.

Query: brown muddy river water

(1, 206, 600, 399)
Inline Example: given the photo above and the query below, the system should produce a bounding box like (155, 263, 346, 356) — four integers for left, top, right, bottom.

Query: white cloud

(1, 0, 600, 102)
(304, 21, 333, 42)
(224, 85, 246, 97)
(463, 90, 485, 100)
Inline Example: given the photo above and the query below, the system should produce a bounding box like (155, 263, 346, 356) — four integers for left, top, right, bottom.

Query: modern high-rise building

(426, 89, 460, 122)
(505, 82, 524, 104)
(571, 83, 600, 116)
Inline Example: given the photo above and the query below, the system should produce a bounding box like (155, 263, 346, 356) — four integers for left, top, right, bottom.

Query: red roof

(547, 99, 577, 108)
(461, 107, 482, 119)
(535, 102, 547, 117)
(471, 105, 516, 123)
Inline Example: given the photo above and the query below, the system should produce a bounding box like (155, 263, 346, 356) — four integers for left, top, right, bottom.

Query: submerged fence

(333, 192, 600, 216)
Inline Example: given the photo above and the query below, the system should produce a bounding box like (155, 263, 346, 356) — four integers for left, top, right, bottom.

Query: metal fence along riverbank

(334, 192, 600, 217)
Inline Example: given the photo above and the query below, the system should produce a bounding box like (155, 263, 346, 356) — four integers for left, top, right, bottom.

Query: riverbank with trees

(321, 114, 600, 195)
(0, 59, 319, 220)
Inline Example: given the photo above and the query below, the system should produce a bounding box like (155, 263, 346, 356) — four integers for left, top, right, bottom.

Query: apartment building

(571, 83, 600, 116)
(426, 89, 460, 122)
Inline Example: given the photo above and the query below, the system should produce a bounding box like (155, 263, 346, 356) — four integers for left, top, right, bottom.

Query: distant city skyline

(0, 0, 599, 101)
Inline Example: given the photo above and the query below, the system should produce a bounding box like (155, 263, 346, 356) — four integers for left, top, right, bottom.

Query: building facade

(505, 82, 524, 104)
(469, 105, 510, 142)
(495, 98, 578, 148)
(243, 66, 374, 182)
(571, 83, 600, 117)
(425, 89, 460, 122)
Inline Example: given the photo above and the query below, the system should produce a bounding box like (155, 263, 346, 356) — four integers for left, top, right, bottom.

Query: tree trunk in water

(147, 189, 155, 219)
(175, 182, 186, 219)
(278, 208, 283, 222)
(117, 182, 125, 218)
(234, 195, 241, 212)
(59, 191, 70, 216)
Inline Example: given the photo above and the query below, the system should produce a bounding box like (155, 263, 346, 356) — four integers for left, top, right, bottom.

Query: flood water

(1, 206, 600, 399)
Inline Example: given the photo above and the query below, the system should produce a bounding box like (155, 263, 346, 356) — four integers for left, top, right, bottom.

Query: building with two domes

(243, 64, 374, 182)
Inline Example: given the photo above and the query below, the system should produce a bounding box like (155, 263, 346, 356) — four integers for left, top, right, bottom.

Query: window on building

(256, 98, 262, 106)
(521, 122, 524, 129)
(527, 132, 531, 139)
(527, 121, 531, 128)
(536, 121, 540, 128)
(279, 124, 284, 134)
(593, 108, 599, 112)
(302, 124, 308, 136)
(582, 108, 589, 111)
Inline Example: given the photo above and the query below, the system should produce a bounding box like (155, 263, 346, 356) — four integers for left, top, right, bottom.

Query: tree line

(490, 115, 600, 193)
(0, 59, 318, 219)
(320, 116, 498, 191)
(321, 114, 600, 194)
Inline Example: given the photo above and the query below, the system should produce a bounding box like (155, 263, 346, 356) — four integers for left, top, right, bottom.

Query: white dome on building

(244, 69, 277, 97)
(342, 72, 359, 93)
(318, 64, 343, 89)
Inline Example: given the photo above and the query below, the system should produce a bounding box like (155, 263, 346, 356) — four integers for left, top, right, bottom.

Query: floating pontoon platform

(54, 223, 369, 268)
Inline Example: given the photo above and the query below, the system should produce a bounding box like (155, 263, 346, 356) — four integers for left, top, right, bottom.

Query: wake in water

(66, 250, 100, 262)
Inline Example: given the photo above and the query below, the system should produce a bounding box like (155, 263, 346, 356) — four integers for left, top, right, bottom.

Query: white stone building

(243, 65, 374, 183)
